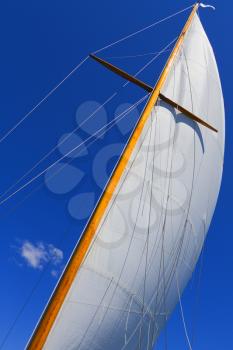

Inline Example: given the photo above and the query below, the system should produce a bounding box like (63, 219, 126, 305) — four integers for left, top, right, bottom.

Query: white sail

(43, 14, 225, 350)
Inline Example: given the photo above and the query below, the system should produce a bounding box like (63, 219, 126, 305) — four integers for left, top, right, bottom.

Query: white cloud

(48, 245, 64, 266)
(18, 241, 63, 272)
(20, 241, 47, 269)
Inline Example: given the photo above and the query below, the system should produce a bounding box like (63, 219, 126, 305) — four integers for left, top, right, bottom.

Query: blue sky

(0, 1, 232, 349)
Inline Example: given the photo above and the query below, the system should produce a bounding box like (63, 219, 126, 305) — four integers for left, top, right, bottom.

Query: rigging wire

(170, 45, 197, 350)
(138, 113, 158, 349)
(122, 37, 178, 88)
(151, 45, 198, 350)
(151, 101, 176, 348)
(160, 61, 179, 350)
(188, 38, 212, 347)
(0, 56, 89, 145)
(140, 40, 199, 350)
(176, 273, 193, 350)
(84, 120, 159, 348)
(105, 49, 171, 59)
(100, 100, 196, 347)
(0, 36, 177, 206)
(138, 117, 154, 350)
(147, 47, 197, 346)
(118, 101, 167, 348)
(118, 57, 197, 348)
(0, 34, 176, 345)
(81, 111, 156, 350)
(94, 72, 177, 348)
(82, 98, 179, 349)
(93, 5, 194, 55)
(0, 92, 118, 201)
(0, 4, 191, 146)
(148, 98, 174, 348)
(96, 101, 175, 348)
(0, 93, 149, 349)
(75, 278, 114, 350)
(190, 229, 206, 348)
(42, 102, 155, 350)
(0, 95, 149, 208)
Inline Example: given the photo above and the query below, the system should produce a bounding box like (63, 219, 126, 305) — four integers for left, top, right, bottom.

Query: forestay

(43, 13, 225, 350)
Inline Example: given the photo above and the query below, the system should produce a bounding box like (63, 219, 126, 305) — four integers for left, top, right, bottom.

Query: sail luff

(27, 3, 200, 349)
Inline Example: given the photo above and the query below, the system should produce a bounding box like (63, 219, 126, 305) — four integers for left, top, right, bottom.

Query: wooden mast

(27, 3, 200, 349)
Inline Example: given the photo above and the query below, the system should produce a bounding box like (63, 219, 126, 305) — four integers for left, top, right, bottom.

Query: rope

(84, 121, 159, 347)
(138, 118, 154, 350)
(0, 36, 177, 205)
(0, 4, 192, 145)
(105, 49, 171, 59)
(0, 92, 117, 201)
(0, 95, 148, 208)
(174, 46, 196, 350)
(84, 109, 155, 350)
(0, 94, 146, 348)
(0, 56, 89, 145)
(190, 233, 206, 348)
(123, 37, 178, 88)
(176, 273, 193, 350)
(93, 5, 194, 54)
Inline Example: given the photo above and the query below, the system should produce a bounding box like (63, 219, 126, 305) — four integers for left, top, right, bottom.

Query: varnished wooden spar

(159, 93, 218, 132)
(27, 3, 201, 349)
(89, 55, 218, 133)
(90, 53, 153, 93)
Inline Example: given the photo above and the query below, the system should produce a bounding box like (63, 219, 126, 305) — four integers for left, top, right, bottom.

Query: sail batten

(27, 4, 225, 350)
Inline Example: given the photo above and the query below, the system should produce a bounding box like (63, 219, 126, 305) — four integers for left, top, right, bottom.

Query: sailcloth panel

(43, 14, 224, 350)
